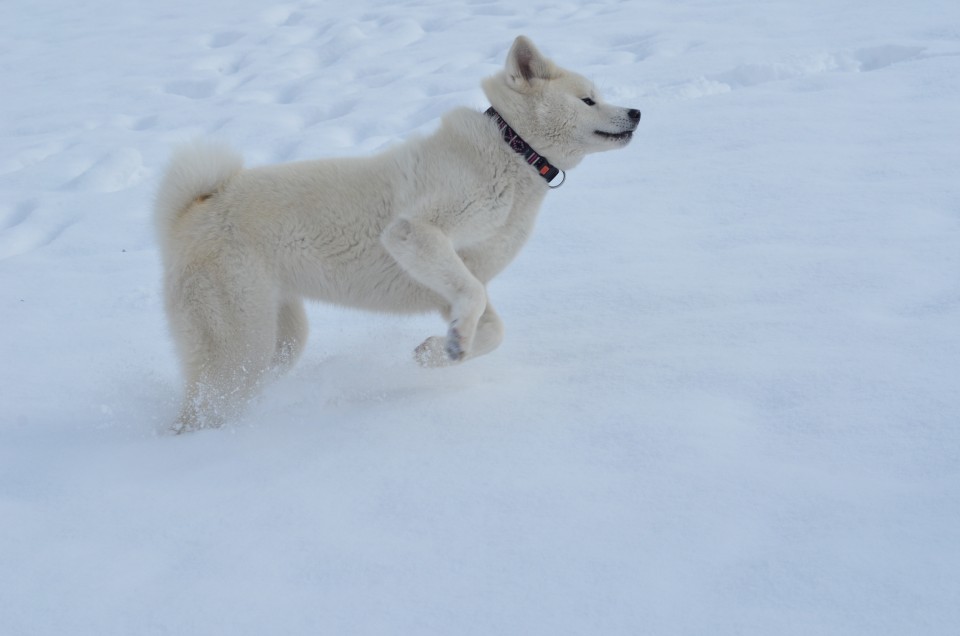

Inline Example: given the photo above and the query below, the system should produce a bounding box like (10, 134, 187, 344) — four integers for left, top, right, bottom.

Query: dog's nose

(628, 109, 641, 122)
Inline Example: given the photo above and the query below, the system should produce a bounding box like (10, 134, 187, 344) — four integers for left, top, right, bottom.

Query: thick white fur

(155, 36, 639, 431)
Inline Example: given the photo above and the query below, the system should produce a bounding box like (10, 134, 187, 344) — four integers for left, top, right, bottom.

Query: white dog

(155, 36, 640, 431)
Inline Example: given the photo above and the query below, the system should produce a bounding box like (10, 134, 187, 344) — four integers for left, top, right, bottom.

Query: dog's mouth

(594, 129, 634, 143)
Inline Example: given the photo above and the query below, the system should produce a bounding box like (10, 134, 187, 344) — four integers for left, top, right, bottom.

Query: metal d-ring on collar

(485, 107, 566, 189)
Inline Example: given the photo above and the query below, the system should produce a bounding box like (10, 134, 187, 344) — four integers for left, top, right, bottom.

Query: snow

(2, 0, 959, 633)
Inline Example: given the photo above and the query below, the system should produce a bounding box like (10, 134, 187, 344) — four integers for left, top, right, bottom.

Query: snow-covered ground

(2, 0, 959, 633)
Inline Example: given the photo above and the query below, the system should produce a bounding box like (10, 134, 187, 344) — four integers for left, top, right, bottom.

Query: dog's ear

(506, 36, 557, 87)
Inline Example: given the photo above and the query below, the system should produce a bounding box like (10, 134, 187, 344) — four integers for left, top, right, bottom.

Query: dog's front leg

(413, 302, 504, 367)
(382, 218, 486, 362)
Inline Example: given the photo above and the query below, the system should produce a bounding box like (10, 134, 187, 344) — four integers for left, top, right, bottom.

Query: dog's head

(483, 36, 640, 170)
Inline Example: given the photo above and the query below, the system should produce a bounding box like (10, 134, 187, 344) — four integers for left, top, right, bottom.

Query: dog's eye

(581, 97, 596, 106)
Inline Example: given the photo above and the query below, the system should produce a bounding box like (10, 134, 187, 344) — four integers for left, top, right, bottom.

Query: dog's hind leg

(174, 327, 277, 432)
(273, 297, 308, 372)
(169, 271, 278, 432)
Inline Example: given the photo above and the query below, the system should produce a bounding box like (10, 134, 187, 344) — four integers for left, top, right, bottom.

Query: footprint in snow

(64, 148, 145, 193)
(165, 79, 219, 100)
(853, 45, 926, 71)
(130, 115, 158, 131)
(701, 45, 929, 93)
(1, 141, 67, 176)
(0, 202, 75, 260)
(609, 33, 659, 62)
(194, 52, 249, 76)
(207, 31, 244, 48)
(261, 5, 307, 28)
(1, 200, 37, 231)
(282, 11, 305, 27)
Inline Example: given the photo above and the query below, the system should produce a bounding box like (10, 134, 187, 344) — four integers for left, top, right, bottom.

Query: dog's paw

(415, 336, 451, 368)
(414, 324, 472, 367)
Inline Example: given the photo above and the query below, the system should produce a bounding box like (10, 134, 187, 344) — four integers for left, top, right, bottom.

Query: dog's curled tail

(154, 140, 244, 248)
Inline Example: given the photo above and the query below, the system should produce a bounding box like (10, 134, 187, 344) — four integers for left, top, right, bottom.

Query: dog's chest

(455, 191, 545, 282)
(448, 191, 513, 238)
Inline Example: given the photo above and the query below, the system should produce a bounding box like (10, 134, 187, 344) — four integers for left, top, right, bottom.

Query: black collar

(485, 107, 565, 188)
